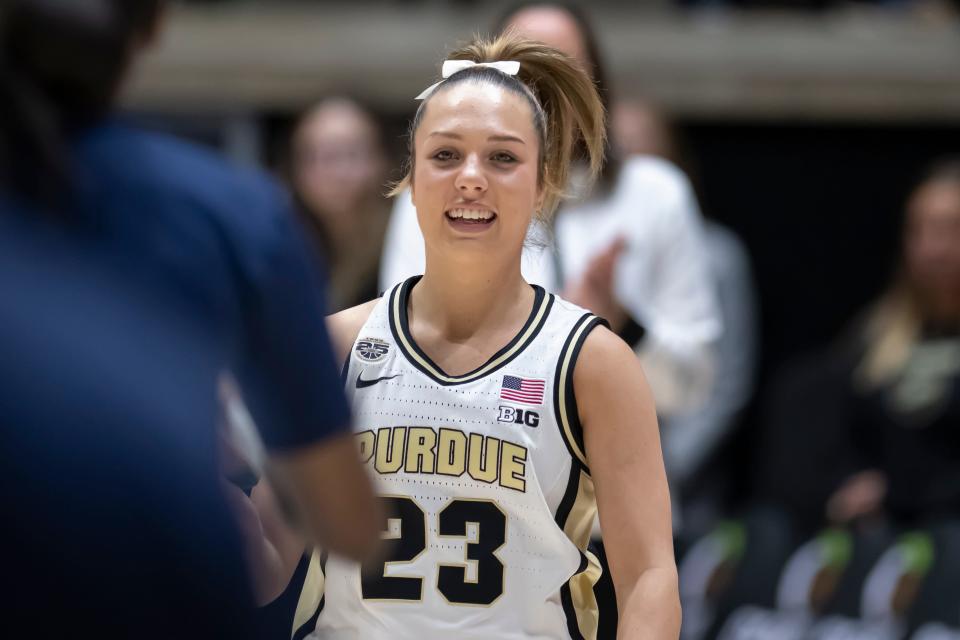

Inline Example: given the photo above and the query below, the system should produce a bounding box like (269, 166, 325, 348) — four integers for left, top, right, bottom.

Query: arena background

(121, 1, 960, 638)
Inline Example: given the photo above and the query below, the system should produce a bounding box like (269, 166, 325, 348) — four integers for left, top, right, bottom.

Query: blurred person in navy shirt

(0, 221, 256, 638)
(0, 0, 380, 628)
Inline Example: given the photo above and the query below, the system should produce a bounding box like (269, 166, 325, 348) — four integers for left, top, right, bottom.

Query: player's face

(411, 82, 543, 258)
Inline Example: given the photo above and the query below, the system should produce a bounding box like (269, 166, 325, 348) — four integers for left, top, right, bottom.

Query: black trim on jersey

(290, 595, 327, 640)
(590, 540, 619, 640)
(576, 552, 589, 574)
(291, 551, 328, 640)
(560, 584, 587, 640)
(339, 350, 351, 390)
(291, 597, 323, 640)
(388, 275, 553, 386)
(555, 464, 594, 640)
(554, 462, 581, 530)
(552, 313, 608, 475)
(554, 467, 591, 578)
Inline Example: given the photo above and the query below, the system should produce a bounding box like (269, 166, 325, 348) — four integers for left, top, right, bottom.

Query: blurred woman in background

(613, 97, 758, 536)
(289, 98, 391, 311)
(827, 158, 960, 529)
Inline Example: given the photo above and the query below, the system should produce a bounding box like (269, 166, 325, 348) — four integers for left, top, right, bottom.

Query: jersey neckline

(388, 275, 554, 386)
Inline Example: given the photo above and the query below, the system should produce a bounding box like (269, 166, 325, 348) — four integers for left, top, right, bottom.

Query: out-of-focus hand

(826, 470, 888, 525)
(562, 236, 629, 331)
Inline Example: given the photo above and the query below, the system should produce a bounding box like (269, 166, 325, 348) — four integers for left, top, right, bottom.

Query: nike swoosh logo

(356, 373, 401, 389)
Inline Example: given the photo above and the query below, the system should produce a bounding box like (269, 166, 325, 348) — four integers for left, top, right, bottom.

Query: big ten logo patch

(498, 405, 540, 428)
(355, 337, 390, 363)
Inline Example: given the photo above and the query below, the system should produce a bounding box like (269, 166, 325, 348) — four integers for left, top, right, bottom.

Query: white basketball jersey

(294, 276, 607, 640)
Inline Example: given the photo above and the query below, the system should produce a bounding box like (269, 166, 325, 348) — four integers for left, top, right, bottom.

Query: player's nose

(454, 153, 487, 194)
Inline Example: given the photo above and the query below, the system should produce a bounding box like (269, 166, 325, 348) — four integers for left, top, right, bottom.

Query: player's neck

(414, 259, 532, 342)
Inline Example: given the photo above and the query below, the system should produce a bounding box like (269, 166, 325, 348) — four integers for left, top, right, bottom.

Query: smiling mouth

(445, 208, 498, 226)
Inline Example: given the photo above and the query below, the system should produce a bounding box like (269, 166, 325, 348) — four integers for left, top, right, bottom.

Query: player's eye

(432, 149, 457, 162)
(491, 152, 516, 164)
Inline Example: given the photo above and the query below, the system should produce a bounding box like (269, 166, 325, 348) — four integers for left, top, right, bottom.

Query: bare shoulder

(573, 324, 656, 428)
(573, 325, 644, 391)
(327, 298, 381, 364)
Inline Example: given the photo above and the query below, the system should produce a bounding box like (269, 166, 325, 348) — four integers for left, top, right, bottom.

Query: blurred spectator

(612, 99, 678, 162)
(0, 0, 379, 627)
(0, 216, 258, 639)
(380, 1, 722, 415)
(289, 98, 391, 311)
(757, 158, 960, 534)
(613, 97, 758, 534)
(827, 158, 960, 528)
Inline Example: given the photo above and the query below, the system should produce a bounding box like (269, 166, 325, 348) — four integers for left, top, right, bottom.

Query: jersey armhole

(552, 313, 608, 475)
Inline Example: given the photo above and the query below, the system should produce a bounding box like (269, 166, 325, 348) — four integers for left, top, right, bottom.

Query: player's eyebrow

(427, 131, 526, 145)
(488, 135, 525, 145)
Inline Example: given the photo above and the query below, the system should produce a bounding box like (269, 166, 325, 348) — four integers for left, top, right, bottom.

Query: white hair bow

(415, 60, 522, 100)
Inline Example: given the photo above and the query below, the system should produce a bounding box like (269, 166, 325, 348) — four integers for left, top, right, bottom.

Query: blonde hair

(390, 32, 607, 222)
(857, 158, 960, 387)
(857, 281, 920, 387)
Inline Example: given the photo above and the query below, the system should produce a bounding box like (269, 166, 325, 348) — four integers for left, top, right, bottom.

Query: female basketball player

(273, 34, 679, 639)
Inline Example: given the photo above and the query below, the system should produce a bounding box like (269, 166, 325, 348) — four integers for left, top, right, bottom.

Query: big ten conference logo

(497, 405, 540, 427)
(355, 337, 390, 363)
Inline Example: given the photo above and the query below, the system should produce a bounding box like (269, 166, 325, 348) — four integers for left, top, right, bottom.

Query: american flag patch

(500, 375, 546, 405)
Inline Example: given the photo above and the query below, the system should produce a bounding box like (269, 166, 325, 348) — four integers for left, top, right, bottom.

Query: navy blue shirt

(66, 119, 350, 450)
(0, 226, 257, 638)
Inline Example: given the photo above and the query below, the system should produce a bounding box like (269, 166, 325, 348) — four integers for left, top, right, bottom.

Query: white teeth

(448, 208, 494, 221)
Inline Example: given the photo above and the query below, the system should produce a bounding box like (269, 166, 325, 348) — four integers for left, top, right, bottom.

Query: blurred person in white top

(614, 98, 758, 532)
(381, 2, 720, 414)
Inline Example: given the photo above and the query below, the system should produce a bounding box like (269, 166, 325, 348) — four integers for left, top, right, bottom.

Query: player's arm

(223, 479, 305, 606)
(576, 327, 680, 640)
(236, 191, 383, 563)
(263, 299, 383, 562)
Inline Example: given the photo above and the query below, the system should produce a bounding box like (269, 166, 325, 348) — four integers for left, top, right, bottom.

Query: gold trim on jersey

(569, 550, 603, 640)
(390, 278, 552, 385)
(290, 550, 325, 640)
(563, 469, 601, 640)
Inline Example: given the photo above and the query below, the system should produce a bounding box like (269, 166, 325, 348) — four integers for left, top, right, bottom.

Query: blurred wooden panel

(123, 3, 960, 121)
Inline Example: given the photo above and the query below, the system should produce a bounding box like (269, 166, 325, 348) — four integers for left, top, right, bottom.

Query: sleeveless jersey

(295, 276, 607, 640)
